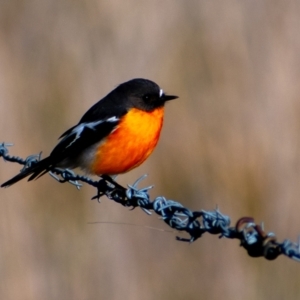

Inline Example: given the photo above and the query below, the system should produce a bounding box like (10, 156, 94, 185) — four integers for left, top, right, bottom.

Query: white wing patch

(107, 116, 119, 122)
(64, 117, 119, 148)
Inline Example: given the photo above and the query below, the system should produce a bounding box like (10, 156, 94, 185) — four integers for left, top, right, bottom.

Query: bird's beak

(163, 94, 178, 101)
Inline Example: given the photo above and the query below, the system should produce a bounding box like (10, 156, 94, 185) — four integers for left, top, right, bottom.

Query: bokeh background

(1, 0, 300, 299)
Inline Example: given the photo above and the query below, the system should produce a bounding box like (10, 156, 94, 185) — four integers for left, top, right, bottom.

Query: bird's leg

(91, 174, 126, 203)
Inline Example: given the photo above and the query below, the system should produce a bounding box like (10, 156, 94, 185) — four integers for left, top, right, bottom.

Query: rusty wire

(1, 142, 300, 262)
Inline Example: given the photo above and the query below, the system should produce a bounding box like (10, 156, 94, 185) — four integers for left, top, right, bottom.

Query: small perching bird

(1, 78, 178, 187)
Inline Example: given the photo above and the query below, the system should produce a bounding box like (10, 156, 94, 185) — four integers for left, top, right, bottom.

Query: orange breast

(91, 107, 164, 175)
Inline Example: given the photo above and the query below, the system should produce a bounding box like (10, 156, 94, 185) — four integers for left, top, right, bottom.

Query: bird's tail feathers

(1, 156, 52, 187)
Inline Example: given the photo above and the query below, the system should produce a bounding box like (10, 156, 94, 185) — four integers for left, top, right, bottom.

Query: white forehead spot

(159, 88, 164, 97)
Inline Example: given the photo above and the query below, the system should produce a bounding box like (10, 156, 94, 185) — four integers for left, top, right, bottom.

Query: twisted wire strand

(1, 142, 300, 262)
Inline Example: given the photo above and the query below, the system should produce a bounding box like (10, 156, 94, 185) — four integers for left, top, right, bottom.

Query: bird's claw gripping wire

(91, 175, 153, 213)
(92, 178, 107, 202)
(91, 175, 127, 203)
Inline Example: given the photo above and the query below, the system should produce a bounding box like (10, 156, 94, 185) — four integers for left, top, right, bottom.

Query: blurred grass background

(1, 0, 300, 299)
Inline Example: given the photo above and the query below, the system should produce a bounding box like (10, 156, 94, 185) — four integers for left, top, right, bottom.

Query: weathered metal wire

(1, 142, 299, 262)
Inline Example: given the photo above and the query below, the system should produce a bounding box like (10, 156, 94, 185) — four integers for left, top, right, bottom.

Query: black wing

(59, 93, 128, 140)
(54, 90, 129, 163)
(50, 117, 120, 163)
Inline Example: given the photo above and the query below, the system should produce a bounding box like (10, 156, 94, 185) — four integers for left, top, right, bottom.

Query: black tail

(1, 156, 52, 187)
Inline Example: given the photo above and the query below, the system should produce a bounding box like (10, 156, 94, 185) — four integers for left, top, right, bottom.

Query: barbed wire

(1, 142, 300, 262)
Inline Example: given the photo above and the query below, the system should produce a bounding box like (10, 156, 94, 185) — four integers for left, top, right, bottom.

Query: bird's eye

(142, 94, 151, 101)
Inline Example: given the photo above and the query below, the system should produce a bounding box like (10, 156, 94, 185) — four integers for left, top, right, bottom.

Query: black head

(113, 78, 178, 112)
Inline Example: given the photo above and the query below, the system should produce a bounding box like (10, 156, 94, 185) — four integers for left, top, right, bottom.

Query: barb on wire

(1, 142, 300, 262)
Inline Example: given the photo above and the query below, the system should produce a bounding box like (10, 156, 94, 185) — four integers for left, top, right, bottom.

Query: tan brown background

(1, 0, 300, 299)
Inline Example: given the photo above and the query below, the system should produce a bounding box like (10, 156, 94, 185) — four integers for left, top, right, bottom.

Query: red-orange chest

(91, 107, 164, 175)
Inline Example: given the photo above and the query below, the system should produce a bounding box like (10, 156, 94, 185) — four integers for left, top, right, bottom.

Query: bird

(1, 78, 178, 187)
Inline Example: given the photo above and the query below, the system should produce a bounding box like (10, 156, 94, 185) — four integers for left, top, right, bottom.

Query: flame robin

(1, 78, 178, 187)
